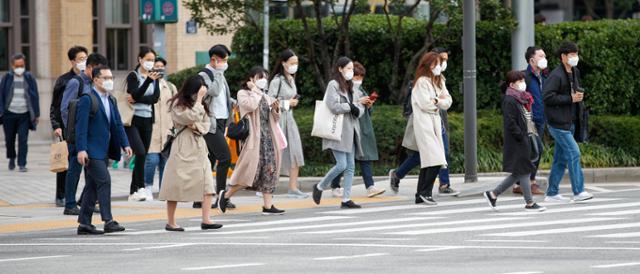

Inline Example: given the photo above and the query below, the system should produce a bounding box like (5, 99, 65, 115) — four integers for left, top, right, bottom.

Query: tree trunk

(313, 0, 333, 81)
(294, 0, 326, 90)
(604, 0, 614, 19)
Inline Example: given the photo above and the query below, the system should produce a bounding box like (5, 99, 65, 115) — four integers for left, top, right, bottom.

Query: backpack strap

(200, 67, 215, 83)
(74, 75, 84, 98)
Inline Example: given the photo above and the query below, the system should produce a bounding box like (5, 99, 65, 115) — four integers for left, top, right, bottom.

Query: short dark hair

(432, 47, 450, 55)
(208, 44, 231, 59)
(91, 65, 111, 79)
(505, 70, 525, 84)
(67, 46, 88, 61)
(155, 57, 167, 66)
(86, 53, 108, 67)
(353, 61, 366, 77)
(556, 41, 579, 58)
(525, 46, 543, 62)
(11, 53, 26, 63)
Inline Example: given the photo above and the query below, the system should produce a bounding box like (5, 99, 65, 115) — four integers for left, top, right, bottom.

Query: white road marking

(490, 201, 640, 216)
(589, 231, 640, 238)
(0, 255, 70, 263)
(412, 198, 619, 216)
(313, 253, 388, 261)
(605, 241, 640, 244)
(495, 272, 543, 274)
(318, 197, 524, 215)
(415, 247, 461, 252)
(585, 186, 613, 193)
(587, 209, 640, 216)
(591, 262, 640, 268)
(182, 263, 265, 270)
(303, 217, 528, 235)
(334, 237, 416, 241)
(387, 217, 618, 235)
(485, 222, 640, 237)
(466, 239, 548, 243)
(203, 217, 441, 235)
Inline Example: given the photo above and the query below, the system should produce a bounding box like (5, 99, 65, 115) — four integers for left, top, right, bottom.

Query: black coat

(502, 95, 535, 175)
(542, 65, 585, 131)
(50, 69, 77, 131)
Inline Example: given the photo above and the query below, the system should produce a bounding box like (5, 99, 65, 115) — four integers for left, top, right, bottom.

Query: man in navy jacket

(75, 65, 132, 235)
(0, 53, 39, 172)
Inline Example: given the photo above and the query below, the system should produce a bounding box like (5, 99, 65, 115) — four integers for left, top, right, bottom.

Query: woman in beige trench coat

(159, 75, 223, 231)
(218, 67, 286, 215)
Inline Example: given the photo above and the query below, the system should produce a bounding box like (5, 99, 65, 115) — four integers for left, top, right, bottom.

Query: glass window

(21, 45, 29, 70)
(104, 0, 130, 25)
(107, 28, 129, 71)
(19, 0, 28, 16)
(20, 18, 28, 43)
(0, 27, 9, 70)
(0, 0, 9, 22)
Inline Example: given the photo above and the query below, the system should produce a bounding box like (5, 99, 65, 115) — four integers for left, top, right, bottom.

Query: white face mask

(255, 78, 268, 90)
(102, 80, 114, 92)
(441, 61, 448, 72)
(217, 62, 229, 72)
(568, 56, 579, 67)
(432, 64, 442, 76)
(537, 58, 548, 70)
(343, 70, 354, 81)
(352, 80, 363, 87)
(76, 61, 87, 71)
(14, 67, 25, 76)
(516, 82, 527, 92)
(142, 61, 154, 71)
(286, 64, 298, 75)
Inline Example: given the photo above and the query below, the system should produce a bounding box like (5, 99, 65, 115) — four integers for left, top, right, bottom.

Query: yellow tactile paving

(0, 196, 402, 234)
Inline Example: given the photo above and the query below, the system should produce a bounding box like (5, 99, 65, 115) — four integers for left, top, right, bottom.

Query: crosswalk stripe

(119, 216, 353, 235)
(588, 231, 640, 238)
(484, 222, 640, 237)
(385, 217, 618, 236)
(318, 197, 524, 215)
(203, 217, 442, 235)
(410, 198, 619, 216)
(587, 209, 640, 216)
(302, 217, 529, 235)
(591, 262, 640, 269)
(490, 201, 640, 216)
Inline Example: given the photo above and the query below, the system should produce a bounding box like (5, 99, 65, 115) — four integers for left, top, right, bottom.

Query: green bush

(227, 16, 640, 115)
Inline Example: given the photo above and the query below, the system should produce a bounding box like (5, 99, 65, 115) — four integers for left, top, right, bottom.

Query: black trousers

(204, 119, 231, 194)
(2, 111, 30, 167)
(416, 166, 441, 198)
(78, 159, 112, 225)
(125, 116, 153, 195)
(56, 170, 67, 199)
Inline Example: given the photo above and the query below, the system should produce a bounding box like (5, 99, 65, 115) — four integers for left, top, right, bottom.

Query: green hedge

(224, 16, 640, 115)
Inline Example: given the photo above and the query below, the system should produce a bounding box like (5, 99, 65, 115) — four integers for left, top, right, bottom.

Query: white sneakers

(367, 186, 386, 198)
(144, 186, 154, 201)
(544, 192, 594, 203)
(128, 188, 147, 202)
(331, 188, 344, 198)
(573, 191, 594, 202)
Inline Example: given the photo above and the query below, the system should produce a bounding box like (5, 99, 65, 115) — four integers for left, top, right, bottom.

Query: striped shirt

(8, 77, 28, 114)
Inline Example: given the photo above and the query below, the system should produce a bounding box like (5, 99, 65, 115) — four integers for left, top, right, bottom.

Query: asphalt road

(1, 183, 640, 274)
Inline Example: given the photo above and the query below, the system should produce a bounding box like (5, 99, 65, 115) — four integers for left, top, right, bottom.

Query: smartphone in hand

(369, 91, 379, 102)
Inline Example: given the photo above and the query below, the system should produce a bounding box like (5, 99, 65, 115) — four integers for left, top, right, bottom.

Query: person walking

(543, 41, 593, 203)
(0, 53, 39, 172)
(330, 61, 386, 198)
(142, 57, 176, 200)
(217, 67, 285, 215)
(159, 75, 223, 231)
(124, 47, 161, 202)
(311, 57, 365, 209)
(75, 65, 132, 235)
(483, 70, 547, 212)
(411, 52, 451, 206)
(268, 49, 308, 199)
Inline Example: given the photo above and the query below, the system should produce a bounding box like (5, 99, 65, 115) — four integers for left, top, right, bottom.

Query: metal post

(263, 0, 270, 69)
(511, 0, 535, 70)
(463, 0, 478, 183)
(153, 23, 166, 58)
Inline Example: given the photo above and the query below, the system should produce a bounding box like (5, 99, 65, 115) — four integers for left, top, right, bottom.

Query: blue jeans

(65, 144, 83, 209)
(78, 159, 113, 225)
(547, 125, 585, 196)
(396, 150, 420, 179)
(318, 148, 355, 202)
(331, 160, 374, 189)
(2, 111, 30, 167)
(144, 153, 166, 189)
(438, 125, 450, 185)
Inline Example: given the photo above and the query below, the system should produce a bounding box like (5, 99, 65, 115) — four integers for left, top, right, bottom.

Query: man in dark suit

(75, 65, 132, 235)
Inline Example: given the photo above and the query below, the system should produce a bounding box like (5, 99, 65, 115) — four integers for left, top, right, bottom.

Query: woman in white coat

(411, 52, 452, 206)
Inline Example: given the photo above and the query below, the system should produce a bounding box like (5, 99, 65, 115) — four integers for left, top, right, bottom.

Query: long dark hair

(241, 66, 269, 90)
(332, 56, 353, 93)
(168, 75, 209, 115)
(414, 52, 443, 89)
(136, 46, 157, 70)
(270, 49, 296, 81)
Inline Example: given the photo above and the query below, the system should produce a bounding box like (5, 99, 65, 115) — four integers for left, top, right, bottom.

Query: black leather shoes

(78, 224, 104, 235)
(217, 190, 228, 213)
(63, 207, 81, 215)
(312, 184, 323, 205)
(165, 224, 185, 232)
(201, 223, 223, 230)
(192, 202, 202, 208)
(104, 220, 125, 233)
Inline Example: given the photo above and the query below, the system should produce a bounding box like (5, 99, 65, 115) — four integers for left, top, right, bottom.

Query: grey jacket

(321, 80, 365, 154)
(198, 66, 236, 134)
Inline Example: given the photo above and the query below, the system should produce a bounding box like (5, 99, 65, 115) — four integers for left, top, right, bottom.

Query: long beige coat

(411, 76, 452, 168)
(148, 79, 176, 153)
(229, 88, 283, 188)
(158, 103, 215, 202)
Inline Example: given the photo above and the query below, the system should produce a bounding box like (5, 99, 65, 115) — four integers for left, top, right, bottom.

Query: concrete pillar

(511, 0, 535, 70)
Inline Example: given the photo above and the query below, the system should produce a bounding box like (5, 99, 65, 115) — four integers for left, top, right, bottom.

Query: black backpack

(403, 81, 414, 117)
(66, 76, 100, 144)
(199, 68, 215, 104)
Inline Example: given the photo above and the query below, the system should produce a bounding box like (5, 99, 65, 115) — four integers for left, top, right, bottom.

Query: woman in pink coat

(218, 66, 286, 215)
